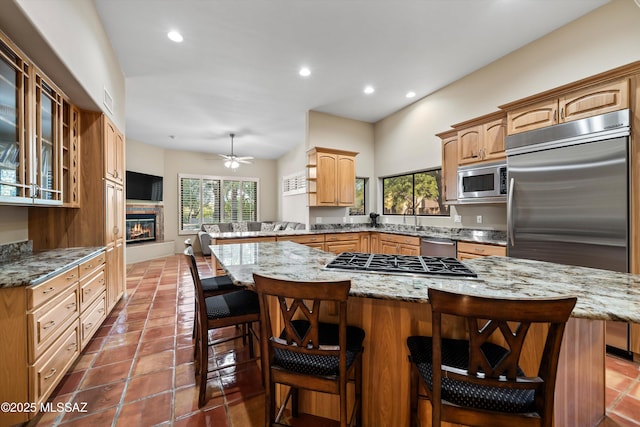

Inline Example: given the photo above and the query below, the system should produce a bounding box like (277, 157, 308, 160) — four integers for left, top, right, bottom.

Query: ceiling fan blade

(237, 159, 252, 164)
(219, 154, 232, 160)
(236, 156, 254, 161)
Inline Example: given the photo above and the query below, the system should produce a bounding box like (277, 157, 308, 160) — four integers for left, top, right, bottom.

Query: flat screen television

(126, 171, 163, 201)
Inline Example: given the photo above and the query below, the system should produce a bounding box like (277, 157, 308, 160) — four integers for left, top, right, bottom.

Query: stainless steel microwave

(457, 161, 507, 203)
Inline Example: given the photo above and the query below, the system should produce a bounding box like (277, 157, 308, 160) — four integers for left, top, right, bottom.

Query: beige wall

(305, 111, 375, 224)
(0, 206, 28, 244)
(126, 139, 165, 176)
(162, 148, 278, 254)
(373, 0, 640, 229)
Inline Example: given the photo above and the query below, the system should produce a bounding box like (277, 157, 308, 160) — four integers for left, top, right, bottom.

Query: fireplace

(126, 214, 157, 244)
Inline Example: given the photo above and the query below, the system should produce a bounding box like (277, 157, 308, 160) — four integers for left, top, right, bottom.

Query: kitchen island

(211, 241, 640, 427)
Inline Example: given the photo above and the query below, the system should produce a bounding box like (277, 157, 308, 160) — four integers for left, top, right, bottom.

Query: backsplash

(0, 240, 32, 263)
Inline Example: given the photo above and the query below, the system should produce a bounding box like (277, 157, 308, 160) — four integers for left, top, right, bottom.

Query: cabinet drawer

(457, 241, 506, 257)
(81, 293, 106, 349)
(28, 266, 79, 310)
(28, 287, 79, 363)
(79, 252, 106, 279)
(80, 267, 106, 312)
(325, 233, 360, 242)
(276, 235, 325, 244)
(30, 323, 79, 405)
(379, 234, 420, 246)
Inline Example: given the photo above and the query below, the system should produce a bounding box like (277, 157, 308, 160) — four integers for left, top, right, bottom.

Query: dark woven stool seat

(274, 320, 365, 377)
(201, 275, 235, 294)
(205, 289, 260, 320)
(407, 336, 535, 414)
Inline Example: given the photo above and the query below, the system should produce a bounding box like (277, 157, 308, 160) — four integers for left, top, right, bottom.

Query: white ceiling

(94, 0, 609, 160)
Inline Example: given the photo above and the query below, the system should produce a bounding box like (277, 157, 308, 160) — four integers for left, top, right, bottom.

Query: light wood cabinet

(359, 232, 370, 253)
(0, 251, 105, 425)
(457, 241, 506, 260)
(28, 110, 125, 312)
(307, 147, 358, 207)
(324, 232, 360, 254)
(506, 79, 629, 135)
(104, 116, 124, 185)
(62, 102, 81, 207)
(379, 234, 420, 256)
(0, 32, 72, 206)
(370, 232, 380, 254)
(437, 129, 458, 202)
(276, 234, 325, 251)
(453, 111, 506, 165)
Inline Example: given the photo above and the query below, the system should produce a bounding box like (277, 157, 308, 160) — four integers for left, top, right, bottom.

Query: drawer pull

(98, 308, 105, 314)
(66, 273, 76, 280)
(42, 287, 56, 294)
(85, 322, 93, 330)
(44, 368, 57, 380)
(66, 302, 77, 310)
(85, 264, 93, 269)
(84, 288, 92, 294)
(474, 248, 485, 253)
(42, 320, 56, 330)
(99, 279, 105, 283)
(66, 342, 77, 351)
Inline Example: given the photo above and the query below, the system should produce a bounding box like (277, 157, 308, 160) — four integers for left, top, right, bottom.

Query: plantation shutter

(179, 176, 202, 232)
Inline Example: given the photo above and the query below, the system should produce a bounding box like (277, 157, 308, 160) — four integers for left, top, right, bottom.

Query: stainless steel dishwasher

(420, 238, 457, 258)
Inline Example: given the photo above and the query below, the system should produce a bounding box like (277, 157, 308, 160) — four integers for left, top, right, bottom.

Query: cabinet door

(337, 155, 355, 206)
(482, 118, 506, 161)
(325, 240, 359, 254)
(506, 99, 558, 135)
(442, 136, 458, 202)
(0, 36, 31, 204)
(316, 152, 337, 205)
(380, 241, 398, 255)
(62, 103, 80, 207)
(103, 116, 124, 184)
(560, 79, 629, 123)
(105, 181, 116, 243)
(398, 244, 419, 256)
(457, 126, 482, 165)
(370, 233, 380, 254)
(359, 233, 370, 253)
(32, 72, 63, 205)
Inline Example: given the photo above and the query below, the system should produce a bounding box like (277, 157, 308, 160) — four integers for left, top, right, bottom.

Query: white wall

(126, 139, 165, 176)
(372, 0, 640, 230)
(162, 148, 278, 254)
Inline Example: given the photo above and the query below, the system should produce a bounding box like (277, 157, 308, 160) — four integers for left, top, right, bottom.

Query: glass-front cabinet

(0, 33, 65, 206)
(32, 69, 63, 204)
(0, 34, 30, 204)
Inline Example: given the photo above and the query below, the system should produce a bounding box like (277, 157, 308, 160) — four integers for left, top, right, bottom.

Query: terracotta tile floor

(29, 254, 640, 427)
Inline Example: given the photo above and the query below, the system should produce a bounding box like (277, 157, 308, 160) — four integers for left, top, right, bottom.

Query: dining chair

(406, 288, 576, 427)
(253, 273, 364, 427)
(184, 247, 261, 407)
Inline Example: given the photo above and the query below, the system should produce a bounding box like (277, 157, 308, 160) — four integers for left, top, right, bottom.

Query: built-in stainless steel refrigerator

(506, 109, 631, 353)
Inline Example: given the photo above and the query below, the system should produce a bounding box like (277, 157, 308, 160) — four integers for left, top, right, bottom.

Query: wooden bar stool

(253, 273, 364, 427)
(184, 247, 261, 407)
(406, 288, 576, 427)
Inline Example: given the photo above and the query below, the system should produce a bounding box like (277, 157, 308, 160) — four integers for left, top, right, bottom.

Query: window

(179, 174, 258, 233)
(382, 169, 449, 216)
(349, 177, 367, 215)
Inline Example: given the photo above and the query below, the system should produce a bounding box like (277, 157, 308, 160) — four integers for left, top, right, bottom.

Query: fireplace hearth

(126, 214, 157, 244)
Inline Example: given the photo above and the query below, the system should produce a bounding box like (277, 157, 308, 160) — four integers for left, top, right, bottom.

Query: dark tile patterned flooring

(27, 254, 640, 427)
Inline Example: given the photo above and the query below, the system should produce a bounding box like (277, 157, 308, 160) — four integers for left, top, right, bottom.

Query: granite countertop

(0, 246, 106, 289)
(207, 225, 507, 246)
(210, 241, 640, 323)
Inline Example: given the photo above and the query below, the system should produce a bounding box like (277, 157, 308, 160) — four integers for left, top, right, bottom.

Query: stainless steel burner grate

(325, 252, 477, 278)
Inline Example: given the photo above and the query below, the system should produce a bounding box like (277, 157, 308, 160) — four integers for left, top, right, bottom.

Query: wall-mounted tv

(126, 171, 163, 201)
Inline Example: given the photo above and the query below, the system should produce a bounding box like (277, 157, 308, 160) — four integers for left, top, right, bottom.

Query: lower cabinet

(324, 233, 360, 254)
(276, 234, 325, 251)
(457, 241, 506, 260)
(0, 250, 106, 425)
(379, 234, 420, 255)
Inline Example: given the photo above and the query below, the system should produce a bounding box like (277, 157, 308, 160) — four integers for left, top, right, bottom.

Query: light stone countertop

(0, 246, 106, 288)
(210, 241, 640, 323)
(207, 225, 508, 246)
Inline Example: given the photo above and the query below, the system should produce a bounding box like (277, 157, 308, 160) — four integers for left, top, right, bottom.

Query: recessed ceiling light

(364, 85, 375, 95)
(299, 67, 311, 77)
(406, 91, 416, 98)
(167, 30, 183, 43)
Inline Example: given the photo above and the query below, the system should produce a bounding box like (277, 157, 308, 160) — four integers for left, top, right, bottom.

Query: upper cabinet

(104, 116, 124, 184)
(505, 79, 629, 135)
(436, 129, 458, 203)
(307, 147, 358, 207)
(453, 111, 506, 166)
(0, 31, 78, 207)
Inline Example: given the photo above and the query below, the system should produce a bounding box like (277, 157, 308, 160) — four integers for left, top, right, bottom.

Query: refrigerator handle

(507, 177, 515, 247)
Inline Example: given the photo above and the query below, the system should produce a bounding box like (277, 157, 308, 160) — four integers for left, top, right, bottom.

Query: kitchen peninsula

(211, 241, 640, 427)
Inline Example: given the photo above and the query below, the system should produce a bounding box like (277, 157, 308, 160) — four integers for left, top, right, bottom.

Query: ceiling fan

(219, 133, 253, 169)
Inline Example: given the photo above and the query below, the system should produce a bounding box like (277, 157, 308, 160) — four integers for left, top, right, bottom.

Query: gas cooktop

(324, 252, 477, 278)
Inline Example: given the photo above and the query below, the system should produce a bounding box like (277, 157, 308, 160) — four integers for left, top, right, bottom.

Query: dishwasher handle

(421, 239, 456, 246)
